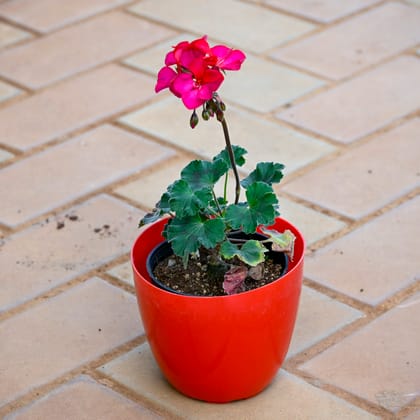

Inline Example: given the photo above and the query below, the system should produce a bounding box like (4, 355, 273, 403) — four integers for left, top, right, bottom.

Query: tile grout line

(91, 369, 183, 420)
(240, 0, 390, 26)
(0, 334, 148, 419)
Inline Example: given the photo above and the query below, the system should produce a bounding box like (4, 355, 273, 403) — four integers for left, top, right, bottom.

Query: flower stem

(223, 172, 228, 203)
(211, 189, 223, 216)
(220, 117, 241, 204)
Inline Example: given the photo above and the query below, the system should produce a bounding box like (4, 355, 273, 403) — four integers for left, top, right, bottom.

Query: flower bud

(202, 109, 210, 121)
(190, 110, 199, 129)
(219, 101, 226, 111)
(208, 99, 217, 111)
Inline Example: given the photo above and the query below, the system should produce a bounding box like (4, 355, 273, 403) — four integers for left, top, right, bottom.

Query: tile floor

(0, 0, 419, 418)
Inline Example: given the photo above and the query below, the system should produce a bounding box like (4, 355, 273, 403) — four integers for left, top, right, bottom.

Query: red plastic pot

(131, 217, 304, 403)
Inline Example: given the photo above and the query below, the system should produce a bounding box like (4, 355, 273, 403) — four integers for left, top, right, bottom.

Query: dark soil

(153, 253, 285, 297)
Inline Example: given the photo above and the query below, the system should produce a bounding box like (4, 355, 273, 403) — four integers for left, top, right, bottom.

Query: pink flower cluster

(155, 36, 246, 110)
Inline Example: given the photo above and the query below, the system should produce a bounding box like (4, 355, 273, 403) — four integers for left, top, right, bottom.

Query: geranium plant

(140, 36, 295, 295)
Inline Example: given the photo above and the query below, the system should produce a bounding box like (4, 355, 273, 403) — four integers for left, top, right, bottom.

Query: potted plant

(131, 36, 305, 403)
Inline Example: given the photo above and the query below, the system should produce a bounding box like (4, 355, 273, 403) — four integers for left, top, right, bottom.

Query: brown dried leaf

(248, 263, 264, 280)
(223, 265, 248, 295)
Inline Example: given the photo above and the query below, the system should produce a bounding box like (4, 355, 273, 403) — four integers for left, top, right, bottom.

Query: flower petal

(190, 35, 210, 55)
(202, 68, 224, 91)
(164, 50, 176, 66)
(185, 57, 206, 78)
(211, 45, 246, 70)
(197, 84, 213, 101)
(155, 66, 177, 93)
(172, 40, 190, 63)
(171, 73, 194, 97)
(181, 88, 206, 109)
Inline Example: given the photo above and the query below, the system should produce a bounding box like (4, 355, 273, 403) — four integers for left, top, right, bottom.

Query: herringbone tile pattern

(1, 1, 419, 418)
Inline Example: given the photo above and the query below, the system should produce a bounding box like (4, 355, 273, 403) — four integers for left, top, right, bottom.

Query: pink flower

(155, 35, 246, 110)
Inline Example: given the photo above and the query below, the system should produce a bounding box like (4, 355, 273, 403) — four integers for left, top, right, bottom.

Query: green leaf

(138, 208, 161, 227)
(225, 182, 278, 233)
(158, 191, 171, 213)
(213, 145, 247, 168)
(224, 203, 253, 231)
(168, 180, 212, 217)
(181, 159, 228, 191)
(220, 240, 267, 266)
(165, 216, 226, 265)
(241, 162, 284, 189)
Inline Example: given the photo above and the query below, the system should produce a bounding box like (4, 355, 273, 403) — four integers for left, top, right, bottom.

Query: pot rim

(131, 216, 305, 300)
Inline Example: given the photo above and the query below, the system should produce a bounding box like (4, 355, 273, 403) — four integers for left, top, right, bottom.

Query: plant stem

(220, 117, 241, 204)
(223, 173, 228, 203)
(211, 189, 223, 216)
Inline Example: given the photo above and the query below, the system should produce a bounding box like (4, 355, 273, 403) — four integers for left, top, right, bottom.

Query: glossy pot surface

(131, 217, 304, 403)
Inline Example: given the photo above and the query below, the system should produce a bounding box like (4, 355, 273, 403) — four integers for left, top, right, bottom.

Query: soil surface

(153, 253, 285, 296)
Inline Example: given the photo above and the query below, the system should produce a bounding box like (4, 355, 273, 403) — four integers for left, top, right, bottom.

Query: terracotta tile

(283, 119, 420, 219)
(277, 197, 346, 246)
(259, 0, 381, 23)
(0, 0, 132, 33)
(107, 261, 134, 287)
(218, 55, 324, 113)
(300, 292, 420, 412)
(288, 286, 362, 357)
(0, 195, 143, 312)
(119, 97, 335, 175)
(0, 12, 175, 88)
(0, 125, 174, 227)
(278, 56, 420, 143)
(0, 278, 142, 407)
(272, 3, 420, 80)
(129, 0, 315, 53)
(0, 64, 155, 151)
(99, 343, 376, 419)
(0, 21, 30, 48)
(114, 156, 191, 210)
(0, 79, 21, 102)
(304, 196, 420, 305)
(5, 375, 161, 420)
